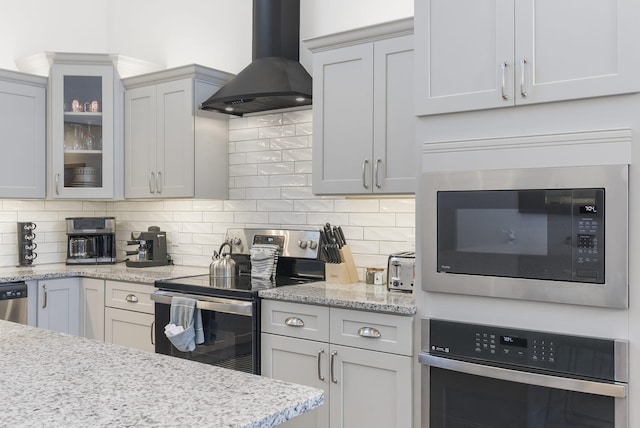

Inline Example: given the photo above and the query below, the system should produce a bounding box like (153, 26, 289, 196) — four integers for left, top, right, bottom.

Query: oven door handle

(151, 290, 253, 316)
(419, 352, 627, 398)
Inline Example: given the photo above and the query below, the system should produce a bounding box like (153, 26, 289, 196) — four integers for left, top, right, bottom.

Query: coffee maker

(66, 217, 116, 264)
(125, 226, 170, 268)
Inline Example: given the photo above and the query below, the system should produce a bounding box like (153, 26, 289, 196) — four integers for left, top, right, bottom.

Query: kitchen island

(0, 320, 323, 427)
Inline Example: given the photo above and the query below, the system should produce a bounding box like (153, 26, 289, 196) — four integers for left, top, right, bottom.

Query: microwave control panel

(572, 189, 605, 282)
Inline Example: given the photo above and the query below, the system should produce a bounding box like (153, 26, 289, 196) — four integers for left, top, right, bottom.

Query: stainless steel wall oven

(419, 319, 628, 428)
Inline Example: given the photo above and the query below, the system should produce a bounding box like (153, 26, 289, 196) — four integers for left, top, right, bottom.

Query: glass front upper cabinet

(50, 59, 117, 199)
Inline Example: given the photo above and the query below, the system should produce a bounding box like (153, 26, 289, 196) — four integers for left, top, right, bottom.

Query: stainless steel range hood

(199, 0, 312, 116)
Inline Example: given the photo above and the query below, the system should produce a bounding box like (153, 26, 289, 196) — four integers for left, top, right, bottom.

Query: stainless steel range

(152, 228, 324, 374)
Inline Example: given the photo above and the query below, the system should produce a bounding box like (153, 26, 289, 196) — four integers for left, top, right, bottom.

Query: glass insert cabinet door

(50, 63, 115, 198)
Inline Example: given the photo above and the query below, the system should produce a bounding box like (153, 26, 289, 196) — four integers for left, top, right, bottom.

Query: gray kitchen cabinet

(79, 278, 105, 341)
(123, 65, 232, 199)
(261, 300, 413, 428)
(104, 280, 155, 352)
(0, 69, 46, 198)
(415, 0, 640, 115)
(37, 278, 80, 335)
(307, 18, 415, 195)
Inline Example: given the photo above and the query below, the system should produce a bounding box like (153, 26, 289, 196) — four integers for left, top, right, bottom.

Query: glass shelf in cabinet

(64, 112, 103, 126)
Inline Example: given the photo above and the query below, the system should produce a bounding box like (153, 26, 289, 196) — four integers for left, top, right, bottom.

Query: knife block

(338, 244, 359, 282)
(325, 244, 359, 284)
(325, 263, 352, 284)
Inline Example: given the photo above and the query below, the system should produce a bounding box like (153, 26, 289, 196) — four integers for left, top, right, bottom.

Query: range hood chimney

(199, 0, 312, 116)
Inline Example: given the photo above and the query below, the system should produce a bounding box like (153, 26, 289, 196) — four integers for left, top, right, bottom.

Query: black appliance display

(419, 319, 628, 428)
(153, 228, 324, 375)
(422, 164, 629, 308)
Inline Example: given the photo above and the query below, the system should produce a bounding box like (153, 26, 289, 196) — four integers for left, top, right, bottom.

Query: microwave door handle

(419, 353, 627, 399)
(151, 291, 253, 316)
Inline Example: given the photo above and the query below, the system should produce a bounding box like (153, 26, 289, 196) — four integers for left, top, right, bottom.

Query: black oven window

(430, 368, 614, 428)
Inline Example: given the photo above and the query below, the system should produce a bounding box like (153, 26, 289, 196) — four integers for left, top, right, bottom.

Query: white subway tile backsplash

(281, 187, 315, 200)
(268, 212, 308, 225)
(257, 163, 295, 175)
(270, 136, 309, 150)
(283, 109, 312, 124)
(193, 200, 224, 211)
(295, 122, 313, 136)
(235, 139, 270, 153)
(335, 199, 380, 213)
(293, 200, 335, 212)
(229, 127, 259, 142)
(251, 113, 284, 127)
(379, 198, 416, 212)
(294, 161, 313, 174)
(223, 200, 257, 212)
(245, 188, 281, 200)
(364, 227, 415, 242)
(259, 125, 296, 139)
(234, 211, 269, 224)
(246, 151, 282, 164)
(269, 174, 307, 187)
(257, 200, 294, 212)
(306, 213, 350, 227)
(229, 164, 258, 177)
(229, 152, 247, 165)
(282, 148, 312, 162)
(233, 176, 270, 188)
(349, 213, 396, 227)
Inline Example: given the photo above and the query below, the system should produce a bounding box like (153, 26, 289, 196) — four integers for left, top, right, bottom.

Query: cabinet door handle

(317, 348, 325, 381)
(41, 284, 47, 309)
(362, 159, 369, 189)
(156, 171, 163, 194)
(330, 350, 338, 383)
(55, 173, 60, 195)
(149, 172, 156, 193)
(285, 316, 304, 327)
(358, 326, 382, 338)
(501, 61, 509, 100)
(125, 294, 139, 303)
(151, 321, 155, 346)
(520, 58, 528, 98)
(374, 158, 382, 189)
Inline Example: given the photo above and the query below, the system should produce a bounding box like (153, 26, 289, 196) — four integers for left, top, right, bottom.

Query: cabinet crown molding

(15, 52, 163, 78)
(121, 64, 235, 89)
(304, 17, 413, 52)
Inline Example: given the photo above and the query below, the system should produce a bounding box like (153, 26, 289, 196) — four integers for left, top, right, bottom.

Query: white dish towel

(164, 296, 204, 352)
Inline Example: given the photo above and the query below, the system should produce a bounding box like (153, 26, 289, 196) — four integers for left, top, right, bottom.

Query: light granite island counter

(0, 320, 323, 427)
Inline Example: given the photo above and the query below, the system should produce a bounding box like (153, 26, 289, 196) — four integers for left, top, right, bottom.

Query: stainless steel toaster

(387, 251, 415, 292)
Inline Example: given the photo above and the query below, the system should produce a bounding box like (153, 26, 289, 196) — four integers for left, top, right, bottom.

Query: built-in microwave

(422, 164, 628, 308)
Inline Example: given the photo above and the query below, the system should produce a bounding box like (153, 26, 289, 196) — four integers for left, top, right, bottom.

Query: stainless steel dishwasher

(0, 282, 28, 324)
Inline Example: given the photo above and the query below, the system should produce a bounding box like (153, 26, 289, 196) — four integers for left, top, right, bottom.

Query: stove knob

(298, 240, 308, 249)
(226, 237, 241, 246)
(309, 240, 318, 250)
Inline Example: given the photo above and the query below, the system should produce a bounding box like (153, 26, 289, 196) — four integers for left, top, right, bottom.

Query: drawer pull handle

(285, 316, 304, 327)
(125, 294, 139, 303)
(358, 327, 382, 338)
(317, 349, 325, 381)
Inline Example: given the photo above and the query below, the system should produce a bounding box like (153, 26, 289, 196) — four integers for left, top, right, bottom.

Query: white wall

(1, 0, 413, 73)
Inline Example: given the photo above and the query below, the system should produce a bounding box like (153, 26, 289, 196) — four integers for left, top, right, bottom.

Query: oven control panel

(427, 319, 620, 381)
(224, 228, 321, 259)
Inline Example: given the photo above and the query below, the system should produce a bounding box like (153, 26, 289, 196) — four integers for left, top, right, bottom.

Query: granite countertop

(259, 281, 416, 315)
(0, 263, 209, 285)
(0, 263, 416, 315)
(0, 320, 323, 427)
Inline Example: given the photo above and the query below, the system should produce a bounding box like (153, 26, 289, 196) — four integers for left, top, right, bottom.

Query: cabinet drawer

(105, 281, 155, 314)
(261, 300, 329, 342)
(330, 308, 413, 356)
